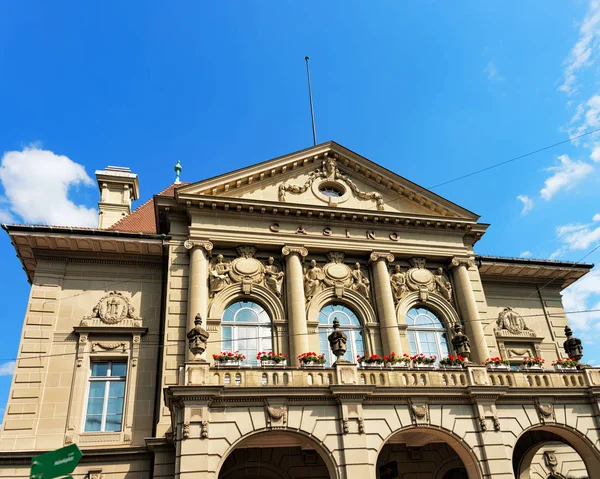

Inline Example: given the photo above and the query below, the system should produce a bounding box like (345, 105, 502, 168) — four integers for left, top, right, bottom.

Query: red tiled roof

(108, 182, 189, 233)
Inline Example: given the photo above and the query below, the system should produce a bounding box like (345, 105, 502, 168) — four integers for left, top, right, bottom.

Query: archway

(377, 426, 483, 479)
(514, 426, 597, 479)
(218, 430, 338, 479)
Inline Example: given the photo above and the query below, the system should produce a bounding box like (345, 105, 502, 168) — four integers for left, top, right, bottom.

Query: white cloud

(556, 213, 600, 250)
(0, 145, 97, 227)
(483, 61, 504, 82)
(0, 361, 15, 376)
(569, 94, 600, 141)
(562, 267, 600, 332)
(591, 143, 600, 162)
(559, 0, 600, 95)
(540, 154, 594, 200)
(519, 251, 532, 258)
(517, 194, 534, 215)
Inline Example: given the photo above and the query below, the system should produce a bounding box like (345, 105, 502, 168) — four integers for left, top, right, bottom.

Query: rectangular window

(84, 361, 127, 432)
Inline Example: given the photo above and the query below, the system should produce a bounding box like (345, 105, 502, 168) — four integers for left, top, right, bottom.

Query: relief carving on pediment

(82, 291, 142, 326)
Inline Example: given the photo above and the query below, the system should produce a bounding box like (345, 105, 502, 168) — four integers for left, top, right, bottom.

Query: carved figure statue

(210, 254, 231, 297)
(187, 314, 210, 360)
(451, 323, 471, 361)
(264, 257, 284, 297)
(434, 268, 453, 302)
(390, 265, 407, 303)
(304, 259, 324, 301)
(351, 263, 370, 299)
(328, 317, 348, 363)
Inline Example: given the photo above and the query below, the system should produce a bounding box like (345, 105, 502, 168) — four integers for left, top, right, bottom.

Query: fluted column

(449, 256, 489, 364)
(369, 252, 403, 356)
(184, 240, 213, 361)
(282, 245, 309, 362)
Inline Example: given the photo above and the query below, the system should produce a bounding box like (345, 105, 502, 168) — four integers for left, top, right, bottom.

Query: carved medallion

(230, 246, 265, 287)
(323, 252, 352, 288)
(83, 291, 141, 325)
(496, 307, 532, 336)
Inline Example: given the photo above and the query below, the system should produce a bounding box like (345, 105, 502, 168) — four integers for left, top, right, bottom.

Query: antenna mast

(305, 56, 317, 146)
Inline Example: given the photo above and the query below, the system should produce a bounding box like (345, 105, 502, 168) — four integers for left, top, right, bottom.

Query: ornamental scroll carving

(278, 154, 384, 210)
(392, 258, 453, 303)
(82, 291, 141, 326)
(495, 307, 535, 337)
(304, 252, 370, 300)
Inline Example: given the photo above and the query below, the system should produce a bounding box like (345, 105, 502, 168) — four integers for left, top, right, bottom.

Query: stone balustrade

(181, 363, 600, 390)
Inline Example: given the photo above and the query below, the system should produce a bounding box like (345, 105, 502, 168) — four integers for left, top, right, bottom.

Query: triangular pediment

(177, 142, 479, 220)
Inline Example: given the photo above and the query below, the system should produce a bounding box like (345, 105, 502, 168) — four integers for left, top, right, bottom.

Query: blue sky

(1, 1, 600, 416)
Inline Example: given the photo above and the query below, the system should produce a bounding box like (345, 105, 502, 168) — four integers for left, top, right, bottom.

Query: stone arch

(396, 291, 461, 330)
(216, 429, 340, 479)
(513, 424, 600, 478)
(208, 283, 285, 321)
(377, 425, 484, 479)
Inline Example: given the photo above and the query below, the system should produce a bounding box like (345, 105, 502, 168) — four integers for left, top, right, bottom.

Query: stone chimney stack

(95, 166, 140, 229)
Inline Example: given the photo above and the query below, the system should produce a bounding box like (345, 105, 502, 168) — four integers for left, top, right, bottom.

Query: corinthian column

(282, 245, 309, 362)
(449, 257, 488, 364)
(369, 252, 403, 356)
(184, 240, 213, 361)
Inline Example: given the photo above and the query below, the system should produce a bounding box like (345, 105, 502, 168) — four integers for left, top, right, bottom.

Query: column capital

(281, 245, 308, 258)
(449, 256, 476, 270)
(184, 240, 214, 254)
(369, 251, 395, 264)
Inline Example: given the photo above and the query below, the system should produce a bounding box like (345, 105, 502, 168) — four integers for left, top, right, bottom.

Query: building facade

(1, 142, 598, 478)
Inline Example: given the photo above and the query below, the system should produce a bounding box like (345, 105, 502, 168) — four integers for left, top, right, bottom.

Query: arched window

(221, 301, 272, 366)
(318, 304, 365, 366)
(406, 306, 450, 360)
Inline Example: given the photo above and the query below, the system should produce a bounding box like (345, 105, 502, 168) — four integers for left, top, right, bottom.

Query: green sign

(30, 444, 82, 479)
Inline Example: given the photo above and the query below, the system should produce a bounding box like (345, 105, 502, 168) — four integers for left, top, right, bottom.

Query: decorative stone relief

(341, 418, 349, 434)
(182, 422, 190, 439)
(82, 291, 142, 326)
(278, 154, 384, 210)
(264, 257, 284, 297)
(322, 252, 352, 297)
(403, 258, 452, 303)
(200, 420, 209, 439)
(265, 404, 287, 428)
(543, 451, 558, 473)
(495, 307, 534, 337)
(210, 247, 272, 296)
(304, 259, 325, 301)
(305, 252, 370, 300)
(536, 401, 556, 424)
(187, 314, 209, 360)
(209, 254, 231, 297)
(350, 262, 370, 299)
(409, 402, 429, 425)
(91, 342, 127, 353)
(390, 265, 407, 303)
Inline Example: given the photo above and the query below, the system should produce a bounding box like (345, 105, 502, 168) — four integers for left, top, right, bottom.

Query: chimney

(95, 166, 140, 229)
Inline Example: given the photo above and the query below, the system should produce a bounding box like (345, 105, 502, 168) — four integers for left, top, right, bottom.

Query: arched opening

(514, 427, 596, 479)
(405, 306, 450, 362)
(318, 303, 365, 365)
(218, 431, 337, 479)
(377, 427, 482, 479)
(221, 300, 272, 366)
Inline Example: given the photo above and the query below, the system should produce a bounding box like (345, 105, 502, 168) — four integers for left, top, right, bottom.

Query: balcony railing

(180, 363, 600, 390)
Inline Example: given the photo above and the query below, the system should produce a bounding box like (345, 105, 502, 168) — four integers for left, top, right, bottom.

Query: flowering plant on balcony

(297, 352, 326, 365)
(521, 357, 544, 367)
(357, 354, 384, 364)
(410, 353, 436, 365)
(384, 352, 410, 365)
(483, 357, 510, 366)
(212, 351, 246, 362)
(256, 351, 288, 363)
(439, 354, 466, 367)
(551, 358, 578, 368)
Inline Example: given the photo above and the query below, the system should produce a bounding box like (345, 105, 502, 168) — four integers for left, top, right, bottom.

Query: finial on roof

(174, 160, 182, 184)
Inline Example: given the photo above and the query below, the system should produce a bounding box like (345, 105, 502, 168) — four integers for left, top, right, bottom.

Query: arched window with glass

(406, 306, 450, 360)
(221, 301, 272, 366)
(318, 304, 365, 366)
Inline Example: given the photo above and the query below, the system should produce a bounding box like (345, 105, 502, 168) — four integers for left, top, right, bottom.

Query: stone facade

(1, 142, 598, 478)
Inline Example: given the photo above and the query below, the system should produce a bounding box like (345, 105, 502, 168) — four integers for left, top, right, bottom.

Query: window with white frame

(221, 301, 272, 366)
(84, 361, 127, 432)
(406, 307, 450, 361)
(318, 304, 365, 366)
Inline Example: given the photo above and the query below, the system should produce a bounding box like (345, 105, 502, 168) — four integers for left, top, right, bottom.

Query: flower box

(413, 363, 435, 369)
(301, 362, 325, 368)
(359, 362, 385, 369)
(214, 360, 242, 368)
(386, 362, 410, 369)
(441, 365, 464, 370)
(486, 364, 510, 371)
(260, 360, 287, 367)
(521, 365, 543, 372)
(554, 365, 577, 372)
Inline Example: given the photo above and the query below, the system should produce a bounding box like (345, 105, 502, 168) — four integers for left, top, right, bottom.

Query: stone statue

(451, 323, 471, 361)
(351, 263, 370, 299)
(328, 317, 348, 364)
(434, 268, 453, 302)
(209, 254, 231, 297)
(390, 265, 407, 303)
(563, 325, 583, 362)
(304, 259, 324, 301)
(187, 314, 209, 360)
(264, 257, 284, 297)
